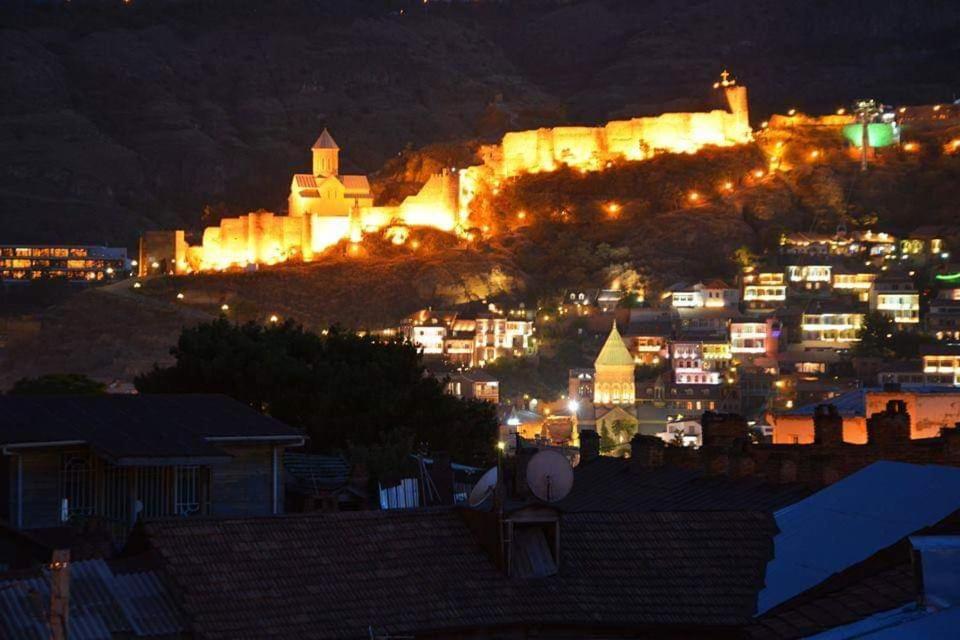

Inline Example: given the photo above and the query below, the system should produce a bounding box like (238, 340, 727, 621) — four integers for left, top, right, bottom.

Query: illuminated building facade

(922, 345, 960, 387)
(401, 308, 534, 367)
(669, 280, 739, 309)
(743, 271, 787, 311)
(1, 245, 128, 283)
(800, 307, 864, 348)
(787, 264, 832, 290)
(929, 287, 960, 340)
(870, 275, 920, 326)
(730, 319, 780, 357)
(671, 339, 731, 385)
(832, 271, 876, 302)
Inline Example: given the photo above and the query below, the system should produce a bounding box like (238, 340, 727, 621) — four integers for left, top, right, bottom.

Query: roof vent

(910, 536, 960, 608)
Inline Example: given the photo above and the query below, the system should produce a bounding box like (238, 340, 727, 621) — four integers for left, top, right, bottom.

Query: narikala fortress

(140, 73, 749, 275)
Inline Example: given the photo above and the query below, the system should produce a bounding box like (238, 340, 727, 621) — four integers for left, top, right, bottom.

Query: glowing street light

(687, 191, 701, 203)
(567, 399, 580, 414)
(221, 304, 230, 312)
(787, 108, 797, 116)
(269, 314, 280, 323)
(176, 292, 184, 300)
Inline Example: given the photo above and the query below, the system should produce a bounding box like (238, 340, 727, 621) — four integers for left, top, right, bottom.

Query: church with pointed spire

(593, 321, 636, 405)
(288, 129, 374, 221)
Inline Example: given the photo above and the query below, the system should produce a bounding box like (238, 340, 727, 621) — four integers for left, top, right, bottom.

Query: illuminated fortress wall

(144, 79, 751, 275)
(457, 83, 751, 218)
(492, 85, 750, 178)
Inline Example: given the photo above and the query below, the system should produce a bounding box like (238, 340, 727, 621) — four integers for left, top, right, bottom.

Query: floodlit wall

(490, 86, 751, 178)
(397, 171, 459, 231)
(772, 389, 960, 444)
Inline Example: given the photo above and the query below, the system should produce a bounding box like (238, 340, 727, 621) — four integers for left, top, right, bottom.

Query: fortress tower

(716, 70, 750, 134)
(312, 128, 340, 177)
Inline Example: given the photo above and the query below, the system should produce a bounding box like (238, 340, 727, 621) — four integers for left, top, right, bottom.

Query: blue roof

(784, 385, 960, 418)
(806, 603, 960, 639)
(757, 461, 960, 614)
(0, 558, 183, 639)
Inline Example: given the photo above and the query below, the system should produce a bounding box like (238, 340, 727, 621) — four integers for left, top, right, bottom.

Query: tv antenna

(525, 450, 574, 503)
(467, 466, 498, 507)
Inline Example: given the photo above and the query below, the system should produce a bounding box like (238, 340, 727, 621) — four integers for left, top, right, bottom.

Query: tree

(599, 424, 616, 453)
(854, 312, 895, 358)
(135, 318, 498, 476)
(610, 419, 636, 446)
(8, 373, 106, 395)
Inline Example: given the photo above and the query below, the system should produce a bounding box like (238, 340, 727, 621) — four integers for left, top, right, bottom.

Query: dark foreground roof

(0, 395, 304, 463)
(0, 558, 183, 640)
(137, 507, 776, 639)
(752, 563, 914, 639)
(557, 457, 810, 513)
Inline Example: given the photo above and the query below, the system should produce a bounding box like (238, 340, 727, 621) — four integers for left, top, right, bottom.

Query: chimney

(813, 404, 844, 446)
(910, 536, 960, 609)
(49, 549, 70, 640)
(629, 434, 664, 472)
(943, 423, 960, 462)
(701, 412, 748, 448)
(428, 453, 454, 505)
(866, 399, 911, 447)
(579, 429, 600, 464)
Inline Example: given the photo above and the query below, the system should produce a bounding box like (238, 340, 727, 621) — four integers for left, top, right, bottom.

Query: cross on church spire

(714, 70, 737, 89)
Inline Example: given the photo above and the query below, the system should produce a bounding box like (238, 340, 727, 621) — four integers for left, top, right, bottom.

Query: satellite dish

(468, 466, 498, 507)
(526, 450, 574, 503)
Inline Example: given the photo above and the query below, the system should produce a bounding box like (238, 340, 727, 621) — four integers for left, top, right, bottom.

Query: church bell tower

(312, 128, 340, 177)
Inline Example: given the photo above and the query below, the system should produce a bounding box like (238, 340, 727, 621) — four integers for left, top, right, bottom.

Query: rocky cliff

(2, 0, 958, 249)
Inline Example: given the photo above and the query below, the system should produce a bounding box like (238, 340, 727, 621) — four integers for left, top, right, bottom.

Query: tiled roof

(312, 128, 339, 150)
(0, 558, 183, 640)
(294, 174, 317, 188)
(140, 507, 776, 638)
(0, 395, 304, 462)
(340, 174, 370, 194)
(751, 563, 914, 639)
(557, 457, 810, 513)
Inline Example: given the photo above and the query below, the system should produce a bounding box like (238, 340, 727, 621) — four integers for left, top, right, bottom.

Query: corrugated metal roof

(0, 559, 182, 639)
(757, 461, 960, 615)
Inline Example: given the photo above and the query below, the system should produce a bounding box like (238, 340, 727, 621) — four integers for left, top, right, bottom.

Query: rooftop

(557, 457, 810, 513)
(757, 461, 960, 614)
(780, 385, 960, 418)
(0, 558, 183, 640)
(311, 128, 339, 150)
(137, 507, 777, 638)
(0, 395, 305, 464)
